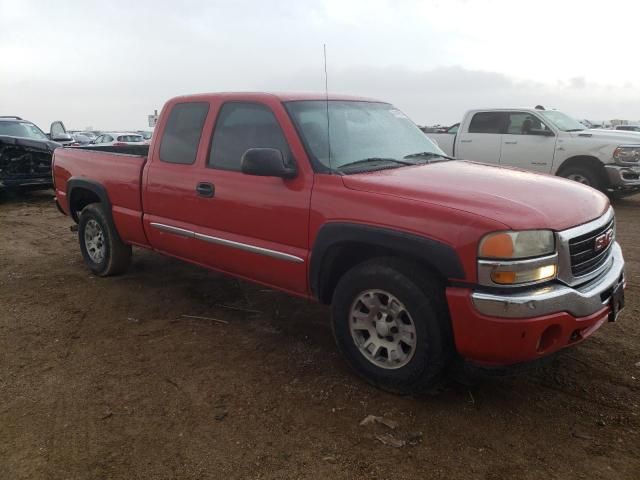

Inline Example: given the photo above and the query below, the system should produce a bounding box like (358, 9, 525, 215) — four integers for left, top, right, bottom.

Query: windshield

(0, 121, 49, 140)
(538, 110, 586, 132)
(285, 101, 444, 171)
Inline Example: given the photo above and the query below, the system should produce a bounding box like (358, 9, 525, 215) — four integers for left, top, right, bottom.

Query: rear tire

(558, 165, 603, 190)
(331, 258, 453, 394)
(78, 203, 131, 276)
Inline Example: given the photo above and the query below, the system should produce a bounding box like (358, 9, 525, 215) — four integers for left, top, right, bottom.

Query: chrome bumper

(472, 242, 625, 319)
(605, 164, 640, 187)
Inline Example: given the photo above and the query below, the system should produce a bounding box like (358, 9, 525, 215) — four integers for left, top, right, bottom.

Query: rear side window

(117, 135, 143, 142)
(159, 102, 209, 164)
(208, 102, 290, 171)
(468, 112, 506, 134)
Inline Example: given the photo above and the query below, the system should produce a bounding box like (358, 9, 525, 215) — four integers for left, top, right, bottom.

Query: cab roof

(168, 92, 385, 103)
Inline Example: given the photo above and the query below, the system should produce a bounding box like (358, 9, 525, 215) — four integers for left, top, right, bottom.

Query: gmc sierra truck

(52, 93, 626, 393)
(426, 108, 640, 196)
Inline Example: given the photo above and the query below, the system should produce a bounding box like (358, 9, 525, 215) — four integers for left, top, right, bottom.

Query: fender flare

(66, 178, 112, 223)
(309, 222, 465, 300)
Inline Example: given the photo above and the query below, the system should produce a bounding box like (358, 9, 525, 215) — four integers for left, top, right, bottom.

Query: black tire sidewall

(78, 205, 112, 275)
(331, 261, 448, 393)
(560, 166, 601, 189)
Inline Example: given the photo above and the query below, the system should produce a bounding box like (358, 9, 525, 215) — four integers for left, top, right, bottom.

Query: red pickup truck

(52, 92, 626, 393)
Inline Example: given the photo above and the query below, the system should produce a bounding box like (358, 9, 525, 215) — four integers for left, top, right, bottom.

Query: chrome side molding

(149, 222, 304, 264)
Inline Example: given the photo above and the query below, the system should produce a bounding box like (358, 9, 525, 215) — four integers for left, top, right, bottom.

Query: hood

(341, 161, 609, 231)
(576, 129, 640, 144)
(0, 134, 61, 152)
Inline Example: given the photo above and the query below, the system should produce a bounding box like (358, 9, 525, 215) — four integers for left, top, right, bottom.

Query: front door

(189, 100, 313, 294)
(499, 111, 557, 173)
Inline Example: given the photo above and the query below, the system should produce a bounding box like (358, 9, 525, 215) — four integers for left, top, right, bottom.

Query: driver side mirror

(49, 120, 72, 142)
(241, 148, 297, 179)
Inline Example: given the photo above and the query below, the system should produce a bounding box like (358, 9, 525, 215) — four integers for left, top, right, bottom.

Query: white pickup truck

(426, 108, 640, 195)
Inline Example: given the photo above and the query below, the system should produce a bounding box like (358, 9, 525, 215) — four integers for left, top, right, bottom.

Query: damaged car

(0, 117, 68, 191)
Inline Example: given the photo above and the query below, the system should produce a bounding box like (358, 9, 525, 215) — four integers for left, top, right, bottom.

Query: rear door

(142, 101, 211, 262)
(455, 112, 506, 164)
(499, 111, 557, 173)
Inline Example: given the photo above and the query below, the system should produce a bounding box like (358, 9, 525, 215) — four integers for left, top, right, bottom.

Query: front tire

(558, 166, 603, 190)
(78, 203, 131, 276)
(331, 258, 453, 394)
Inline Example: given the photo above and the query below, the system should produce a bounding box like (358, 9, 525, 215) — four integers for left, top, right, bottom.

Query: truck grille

(568, 218, 615, 277)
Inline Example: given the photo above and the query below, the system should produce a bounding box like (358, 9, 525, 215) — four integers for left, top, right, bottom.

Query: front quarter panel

(309, 174, 508, 285)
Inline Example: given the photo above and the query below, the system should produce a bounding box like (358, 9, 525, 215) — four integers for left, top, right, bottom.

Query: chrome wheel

(349, 289, 417, 369)
(84, 219, 105, 263)
(567, 173, 591, 185)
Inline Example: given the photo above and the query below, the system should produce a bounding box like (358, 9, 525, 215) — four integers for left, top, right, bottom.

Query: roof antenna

(323, 44, 333, 173)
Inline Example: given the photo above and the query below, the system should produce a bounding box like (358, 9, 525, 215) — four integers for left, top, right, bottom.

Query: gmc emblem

(594, 228, 614, 253)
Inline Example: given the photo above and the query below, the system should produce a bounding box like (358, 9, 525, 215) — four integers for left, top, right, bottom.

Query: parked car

(0, 116, 62, 191)
(70, 133, 93, 145)
(614, 125, 640, 132)
(52, 92, 625, 393)
(136, 130, 153, 143)
(91, 132, 145, 146)
(425, 108, 640, 195)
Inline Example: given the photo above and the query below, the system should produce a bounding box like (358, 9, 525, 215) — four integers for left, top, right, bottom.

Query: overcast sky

(2, 0, 640, 131)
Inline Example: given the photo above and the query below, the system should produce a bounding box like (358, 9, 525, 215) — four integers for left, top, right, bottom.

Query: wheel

(78, 203, 131, 276)
(559, 166, 602, 190)
(331, 258, 453, 394)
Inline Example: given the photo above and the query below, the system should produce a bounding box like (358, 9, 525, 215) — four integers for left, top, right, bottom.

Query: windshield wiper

(403, 152, 455, 161)
(565, 129, 585, 132)
(337, 157, 416, 171)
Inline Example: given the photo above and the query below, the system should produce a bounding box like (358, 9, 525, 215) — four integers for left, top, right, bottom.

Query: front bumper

(446, 242, 625, 366)
(472, 242, 624, 319)
(605, 164, 640, 188)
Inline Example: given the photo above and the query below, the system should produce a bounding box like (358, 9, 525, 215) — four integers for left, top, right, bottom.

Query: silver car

(92, 132, 145, 146)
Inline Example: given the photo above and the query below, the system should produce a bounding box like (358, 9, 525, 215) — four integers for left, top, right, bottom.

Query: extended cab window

(468, 112, 507, 134)
(208, 102, 290, 171)
(159, 102, 209, 164)
(506, 112, 552, 135)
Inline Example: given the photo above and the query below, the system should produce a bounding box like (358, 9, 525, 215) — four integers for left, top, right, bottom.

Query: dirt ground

(0, 190, 638, 480)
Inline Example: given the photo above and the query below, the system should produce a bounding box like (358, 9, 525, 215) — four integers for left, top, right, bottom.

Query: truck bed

(69, 144, 150, 156)
(53, 145, 149, 247)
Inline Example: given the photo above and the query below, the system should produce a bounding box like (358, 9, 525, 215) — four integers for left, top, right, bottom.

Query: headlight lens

(478, 230, 557, 286)
(479, 230, 555, 259)
(489, 263, 557, 285)
(613, 146, 640, 165)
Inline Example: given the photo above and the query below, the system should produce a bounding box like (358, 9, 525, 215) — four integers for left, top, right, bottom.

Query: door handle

(196, 182, 215, 198)
(504, 141, 518, 145)
(459, 139, 472, 143)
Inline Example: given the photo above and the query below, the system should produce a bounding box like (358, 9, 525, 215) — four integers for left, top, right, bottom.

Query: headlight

(479, 230, 555, 259)
(478, 230, 557, 286)
(613, 146, 640, 165)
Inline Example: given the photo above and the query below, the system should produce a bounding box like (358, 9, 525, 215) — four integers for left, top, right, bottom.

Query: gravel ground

(1, 190, 638, 480)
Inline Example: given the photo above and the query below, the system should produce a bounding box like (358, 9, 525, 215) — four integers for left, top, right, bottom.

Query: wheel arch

(310, 223, 465, 305)
(555, 155, 606, 180)
(67, 178, 112, 223)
